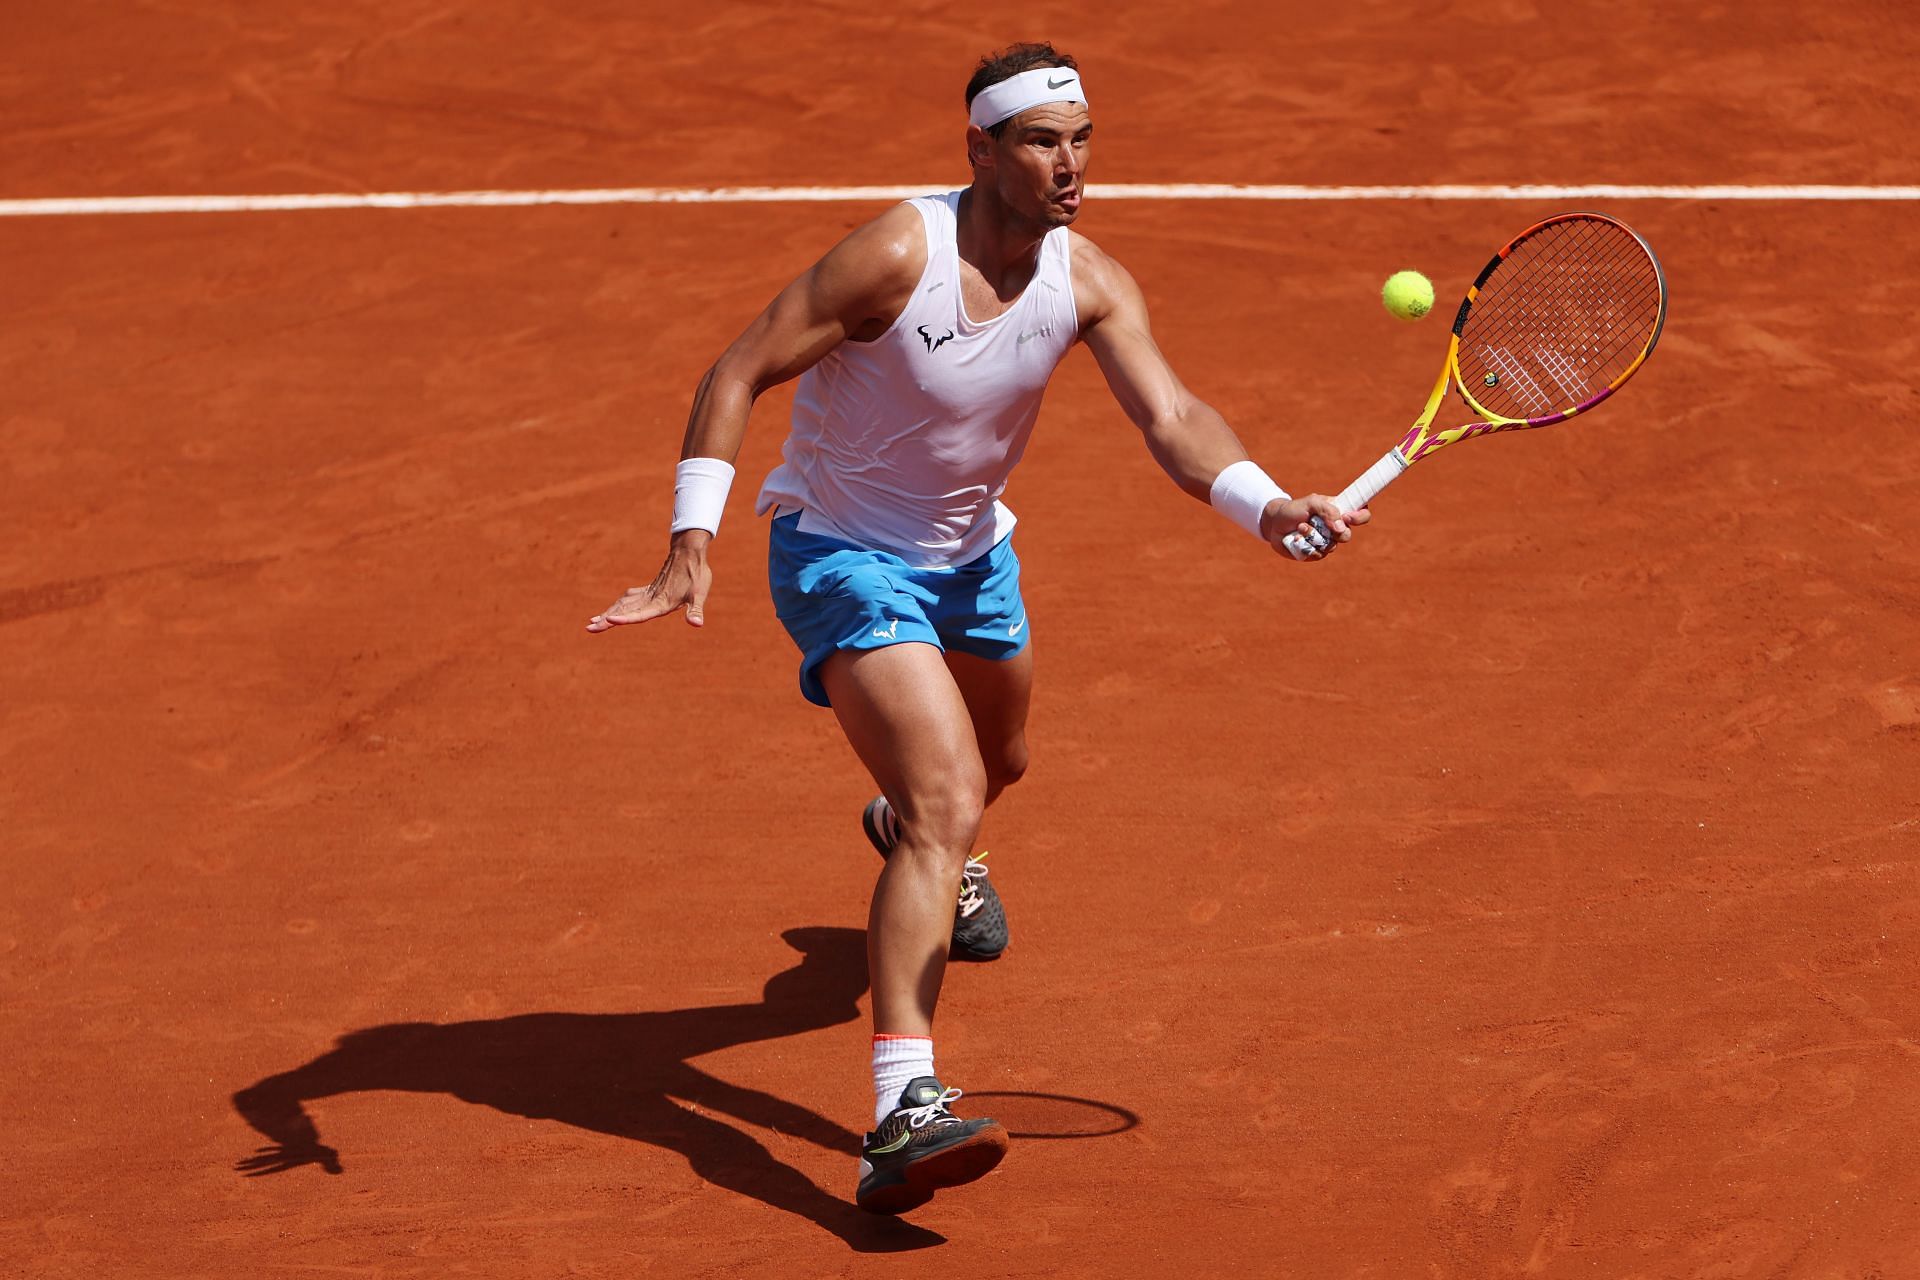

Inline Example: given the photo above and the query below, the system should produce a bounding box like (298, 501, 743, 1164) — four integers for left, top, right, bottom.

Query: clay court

(6, 1, 1920, 1275)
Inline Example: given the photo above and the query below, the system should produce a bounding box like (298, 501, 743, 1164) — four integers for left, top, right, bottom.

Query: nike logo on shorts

(1008, 619, 1024, 637)
(871, 620, 899, 640)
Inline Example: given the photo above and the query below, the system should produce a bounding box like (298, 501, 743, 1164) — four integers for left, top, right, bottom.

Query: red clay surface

(5, 3, 1920, 1277)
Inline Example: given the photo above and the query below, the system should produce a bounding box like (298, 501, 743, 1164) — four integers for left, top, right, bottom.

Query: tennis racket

(1284, 211, 1668, 559)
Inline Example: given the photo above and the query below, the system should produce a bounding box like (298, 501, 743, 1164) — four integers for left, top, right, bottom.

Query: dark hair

(965, 42, 1080, 138)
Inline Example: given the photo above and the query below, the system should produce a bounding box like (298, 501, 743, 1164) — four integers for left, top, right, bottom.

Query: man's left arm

(1074, 241, 1366, 559)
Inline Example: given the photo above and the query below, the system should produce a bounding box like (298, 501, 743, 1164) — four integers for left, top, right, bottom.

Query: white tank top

(754, 190, 1079, 569)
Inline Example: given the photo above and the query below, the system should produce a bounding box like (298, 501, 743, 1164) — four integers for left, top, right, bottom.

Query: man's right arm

(587, 204, 925, 633)
(678, 202, 926, 462)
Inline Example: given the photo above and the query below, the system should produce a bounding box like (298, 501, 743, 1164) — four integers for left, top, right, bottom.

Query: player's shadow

(230, 926, 941, 1252)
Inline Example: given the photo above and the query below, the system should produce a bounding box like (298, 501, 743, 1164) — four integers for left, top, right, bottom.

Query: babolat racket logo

(1399, 417, 1520, 461)
(918, 324, 955, 353)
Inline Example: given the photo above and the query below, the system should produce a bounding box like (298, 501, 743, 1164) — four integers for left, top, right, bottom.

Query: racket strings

(1457, 217, 1664, 422)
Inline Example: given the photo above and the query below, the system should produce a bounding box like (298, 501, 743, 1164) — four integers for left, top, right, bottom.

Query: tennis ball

(1381, 270, 1434, 321)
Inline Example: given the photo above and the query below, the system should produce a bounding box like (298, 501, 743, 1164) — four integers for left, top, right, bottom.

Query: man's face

(983, 100, 1092, 228)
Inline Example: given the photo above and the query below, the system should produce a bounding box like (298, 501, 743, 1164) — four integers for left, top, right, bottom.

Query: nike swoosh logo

(1047, 75, 1076, 89)
(1017, 329, 1049, 346)
(1009, 619, 1024, 637)
(868, 1131, 912, 1155)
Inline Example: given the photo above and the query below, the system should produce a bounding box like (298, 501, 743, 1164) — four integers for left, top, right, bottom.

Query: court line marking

(2, 184, 1917, 218)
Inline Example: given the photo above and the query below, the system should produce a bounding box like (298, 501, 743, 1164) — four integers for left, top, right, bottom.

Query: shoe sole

(855, 1124, 1011, 1215)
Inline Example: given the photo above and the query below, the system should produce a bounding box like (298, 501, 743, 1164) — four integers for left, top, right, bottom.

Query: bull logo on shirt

(918, 325, 955, 354)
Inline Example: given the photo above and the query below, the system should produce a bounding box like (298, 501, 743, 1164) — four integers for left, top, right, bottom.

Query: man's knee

(895, 772, 986, 862)
(985, 740, 1029, 796)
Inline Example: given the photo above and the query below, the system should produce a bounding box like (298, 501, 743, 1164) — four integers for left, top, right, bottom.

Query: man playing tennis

(588, 42, 1367, 1214)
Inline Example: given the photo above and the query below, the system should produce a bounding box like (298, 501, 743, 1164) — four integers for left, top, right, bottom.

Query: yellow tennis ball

(1381, 270, 1434, 321)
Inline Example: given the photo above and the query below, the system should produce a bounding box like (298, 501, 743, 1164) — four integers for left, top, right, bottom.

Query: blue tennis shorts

(767, 511, 1030, 707)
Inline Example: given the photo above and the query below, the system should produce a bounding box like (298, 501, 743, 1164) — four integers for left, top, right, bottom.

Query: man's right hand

(586, 530, 714, 632)
(1260, 495, 1368, 561)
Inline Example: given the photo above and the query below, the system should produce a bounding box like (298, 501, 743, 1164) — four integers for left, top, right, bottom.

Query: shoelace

(956, 853, 991, 919)
(904, 1087, 965, 1129)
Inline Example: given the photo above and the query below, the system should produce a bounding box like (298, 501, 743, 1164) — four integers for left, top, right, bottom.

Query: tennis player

(588, 42, 1367, 1214)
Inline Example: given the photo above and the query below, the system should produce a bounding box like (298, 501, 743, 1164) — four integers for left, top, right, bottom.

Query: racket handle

(1282, 449, 1409, 560)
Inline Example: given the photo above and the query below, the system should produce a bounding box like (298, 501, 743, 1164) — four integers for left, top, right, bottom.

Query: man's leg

(944, 645, 1033, 807)
(818, 642, 985, 1036)
(821, 641, 1011, 1213)
(854, 643, 1033, 966)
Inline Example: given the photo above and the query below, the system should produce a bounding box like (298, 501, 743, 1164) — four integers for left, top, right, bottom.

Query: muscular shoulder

(1068, 233, 1147, 333)
(819, 202, 928, 299)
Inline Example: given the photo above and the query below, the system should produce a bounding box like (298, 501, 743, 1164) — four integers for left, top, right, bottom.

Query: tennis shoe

(861, 794, 901, 856)
(951, 852, 1008, 961)
(855, 1076, 1009, 1214)
(861, 796, 1009, 961)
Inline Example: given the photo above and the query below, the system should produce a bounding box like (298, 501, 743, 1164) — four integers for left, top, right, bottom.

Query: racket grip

(1281, 449, 1409, 560)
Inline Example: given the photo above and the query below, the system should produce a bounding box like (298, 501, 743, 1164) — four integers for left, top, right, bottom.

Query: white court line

(1, 183, 1917, 218)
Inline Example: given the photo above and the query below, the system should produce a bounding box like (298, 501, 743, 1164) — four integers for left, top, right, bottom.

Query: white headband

(967, 66, 1089, 130)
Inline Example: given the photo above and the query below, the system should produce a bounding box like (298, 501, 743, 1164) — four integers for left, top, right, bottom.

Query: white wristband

(1209, 460, 1291, 540)
(670, 457, 735, 536)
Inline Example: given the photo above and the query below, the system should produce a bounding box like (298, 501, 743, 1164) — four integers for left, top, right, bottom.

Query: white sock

(871, 1034, 934, 1127)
